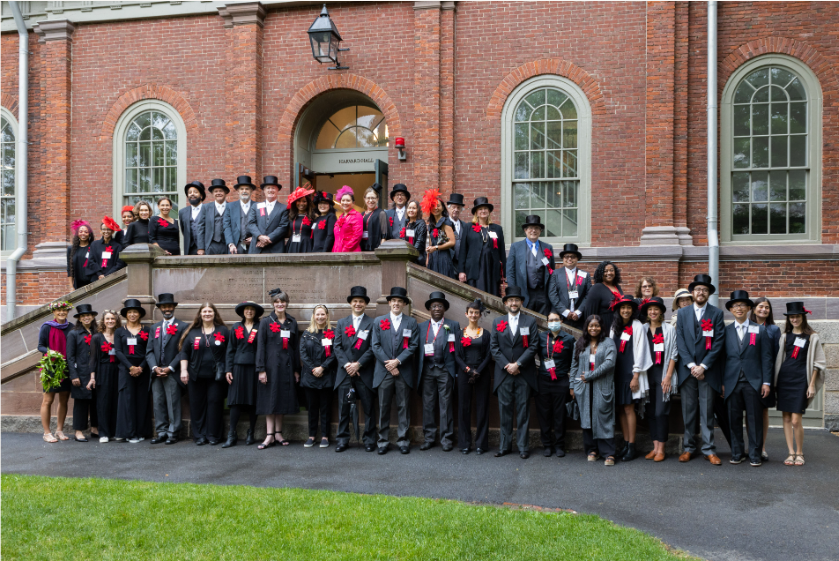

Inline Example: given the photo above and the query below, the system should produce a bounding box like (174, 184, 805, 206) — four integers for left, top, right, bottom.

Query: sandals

(276, 432, 290, 446)
(604, 456, 616, 466)
(794, 454, 805, 466)
(587, 452, 600, 462)
(257, 436, 276, 450)
(784, 455, 796, 466)
(43, 433, 58, 443)
(55, 430, 69, 441)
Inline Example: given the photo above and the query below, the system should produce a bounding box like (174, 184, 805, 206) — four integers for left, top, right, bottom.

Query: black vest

(526, 246, 545, 290)
(212, 207, 224, 243)
(189, 208, 200, 248)
(239, 205, 250, 244)
(424, 322, 447, 367)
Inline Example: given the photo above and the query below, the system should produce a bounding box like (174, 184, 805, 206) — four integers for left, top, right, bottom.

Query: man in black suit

(179, 181, 206, 255)
(145, 293, 190, 445)
(383, 184, 411, 240)
(722, 290, 773, 466)
(223, 176, 257, 255)
(535, 311, 576, 457)
(371, 287, 420, 454)
(333, 286, 378, 453)
(197, 179, 230, 255)
(247, 176, 289, 254)
(547, 243, 591, 330)
(505, 215, 555, 315)
(674, 274, 726, 466)
(446, 193, 468, 272)
(417, 292, 461, 452)
(489, 286, 539, 459)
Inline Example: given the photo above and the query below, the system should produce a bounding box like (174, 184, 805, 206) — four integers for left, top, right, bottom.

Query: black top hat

(470, 197, 494, 214)
(385, 286, 411, 305)
(502, 285, 525, 303)
(424, 291, 450, 311)
(559, 243, 583, 260)
(390, 183, 411, 201)
(783, 301, 811, 316)
(521, 214, 544, 231)
(155, 293, 178, 308)
(234, 301, 265, 320)
(260, 176, 280, 190)
(610, 295, 639, 314)
(638, 296, 667, 317)
(73, 303, 98, 318)
(346, 286, 370, 305)
(688, 274, 716, 295)
(184, 181, 206, 201)
(120, 298, 147, 319)
(446, 193, 465, 207)
(232, 175, 257, 190)
(209, 178, 230, 194)
(725, 290, 754, 311)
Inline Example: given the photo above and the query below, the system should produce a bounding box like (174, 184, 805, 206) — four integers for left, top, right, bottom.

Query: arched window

(112, 100, 186, 218)
(721, 56, 822, 243)
(501, 76, 591, 244)
(1, 109, 17, 253)
(315, 105, 388, 149)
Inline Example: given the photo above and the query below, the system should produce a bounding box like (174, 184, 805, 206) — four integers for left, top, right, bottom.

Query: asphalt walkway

(3, 428, 837, 561)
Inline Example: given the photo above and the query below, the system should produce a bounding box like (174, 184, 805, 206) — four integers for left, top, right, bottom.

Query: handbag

(565, 399, 579, 421)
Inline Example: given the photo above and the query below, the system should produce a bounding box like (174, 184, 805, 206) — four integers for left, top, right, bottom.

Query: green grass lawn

(2, 474, 692, 560)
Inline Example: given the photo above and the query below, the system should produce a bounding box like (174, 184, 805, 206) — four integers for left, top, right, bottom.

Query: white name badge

(406, 229, 415, 238)
(102, 252, 112, 259)
(702, 329, 714, 337)
(108, 348, 116, 355)
(292, 234, 301, 243)
(794, 337, 807, 348)
(589, 354, 596, 364)
(257, 202, 266, 209)
(568, 290, 579, 299)
(620, 332, 631, 342)
(126, 338, 137, 346)
(519, 326, 530, 336)
(357, 330, 369, 341)
(541, 257, 550, 266)
(85, 252, 90, 258)
(402, 329, 412, 338)
(748, 325, 760, 335)
(362, 231, 369, 239)
(424, 343, 435, 356)
(543, 359, 555, 369)
(322, 338, 332, 347)
(654, 343, 665, 352)
(488, 231, 498, 239)
(578, 271, 588, 278)
(447, 333, 456, 342)
(280, 330, 291, 338)
(215, 340, 222, 346)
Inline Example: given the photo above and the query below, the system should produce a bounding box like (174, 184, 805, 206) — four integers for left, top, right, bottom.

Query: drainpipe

(707, 1, 719, 307)
(5, 1, 29, 321)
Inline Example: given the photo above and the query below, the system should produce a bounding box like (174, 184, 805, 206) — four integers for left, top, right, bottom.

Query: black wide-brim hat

(385, 286, 411, 305)
(611, 296, 639, 314)
(725, 290, 754, 311)
(73, 303, 98, 318)
(155, 293, 178, 308)
(347, 286, 370, 304)
(559, 243, 583, 260)
(425, 291, 450, 311)
(502, 285, 525, 303)
(471, 197, 494, 214)
(184, 181, 206, 201)
(260, 175, 280, 190)
(234, 175, 257, 190)
(783, 301, 811, 316)
(638, 296, 667, 316)
(521, 214, 544, 231)
(688, 274, 716, 295)
(120, 298, 147, 319)
(390, 183, 411, 201)
(209, 178, 230, 194)
(235, 301, 264, 319)
(446, 193, 465, 206)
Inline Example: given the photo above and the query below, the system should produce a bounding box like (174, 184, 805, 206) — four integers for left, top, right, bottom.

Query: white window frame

(1, 106, 18, 256)
(500, 75, 592, 246)
(111, 99, 187, 219)
(720, 55, 822, 244)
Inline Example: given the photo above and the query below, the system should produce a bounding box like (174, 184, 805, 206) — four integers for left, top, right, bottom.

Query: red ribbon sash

(324, 330, 334, 357)
(701, 319, 714, 350)
(247, 329, 258, 344)
(619, 327, 632, 353)
(492, 238, 498, 249)
(522, 334, 529, 348)
(193, 337, 201, 350)
(792, 346, 801, 359)
(652, 333, 664, 365)
(549, 367, 557, 381)
(749, 333, 756, 346)
(155, 326, 161, 339)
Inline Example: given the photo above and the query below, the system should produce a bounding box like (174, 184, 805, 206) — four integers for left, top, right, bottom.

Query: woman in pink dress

(332, 186, 363, 253)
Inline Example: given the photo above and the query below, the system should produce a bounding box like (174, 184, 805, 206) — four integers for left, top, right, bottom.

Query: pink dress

(332, 209, 363, 252)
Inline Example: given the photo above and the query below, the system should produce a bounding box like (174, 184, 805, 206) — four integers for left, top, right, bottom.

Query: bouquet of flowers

(38, 350, 68, 392)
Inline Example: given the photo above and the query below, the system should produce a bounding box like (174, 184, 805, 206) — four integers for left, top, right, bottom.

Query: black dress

(255, 313, 300, 415)
(285, 215, 315, 253)
(425, 217, 457, 279)
(361, 208, 387, 251)
(123, 218, 150, 246)
(401, 219, 427, 265)
(179, 325, 230, 442)
(90, 332, 120, 438)
(299, 329, 338, 438)
(776, 333, 810, 414)
(454, 327, 493, 450)
(458, 223, 506, 297)
(612, 321, 636, 406)
(225, 321, 259, 407)
(114, 326, 152, 439)
(37, 322, 74, 393)
(312, 213, 337, 253)
(87, 238, 122, 280)
(583, 283, 623, 333)
(66, 244, 94, 290)
(148, 217, 181, 255)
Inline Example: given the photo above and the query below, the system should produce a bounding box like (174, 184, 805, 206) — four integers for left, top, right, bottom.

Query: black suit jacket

(489, 313, 539, 392)
(537, 330, 575, 383)
(222, 200, 253, 249)
(417, 318, 460, 384)
(457, 223, 506, 281)
(179, 205, 203, 253)
(675, 304, 726, 392)
(145, 318, 191, 388)
(247, 203, 289, 254)
(333, 314, 376, 390)
(505, 239, 555, 309)
(371, 314, 420, 389)
(225, 321, 258, 371)
(722, 321, 773, 397)
(547, 267, 592, 328)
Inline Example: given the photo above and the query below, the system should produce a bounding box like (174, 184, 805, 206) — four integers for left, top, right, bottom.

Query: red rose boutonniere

(270, 323, 281, 333)
(544, 248, 554, 275)
(433, 228, 439, 238)
(84, 334, 92, 345)
(302, 216, 311, 227)
(139, 330, 149, 341)
(166, 324, 178, 336)
(101, 341, 115, 363)
(496, 320, 508, 333)
(235, 326, 245, 340)
(461, 336, 472, 347)
(158, 218, 169, 228)
(214, 332, 225, 343)
(552, 339, 564, 354)
(472, 224, 482, 233)
(389, 216, 394, 228)
(380, 319, 391, 331)
(652, 333, 664, 364)
(619, 326, 633, 353)
(323, 329, 335, 357)
(700, 319, 714, 350)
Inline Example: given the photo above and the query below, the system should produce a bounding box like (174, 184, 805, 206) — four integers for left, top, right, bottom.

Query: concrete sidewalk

(2, 428, 837, 561)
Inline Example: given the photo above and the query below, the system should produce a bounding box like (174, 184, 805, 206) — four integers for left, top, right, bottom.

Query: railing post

(374, 240, 419, 316)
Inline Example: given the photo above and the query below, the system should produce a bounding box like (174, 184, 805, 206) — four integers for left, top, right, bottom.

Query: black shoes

(150, 435, 168, 445)
(245, 429, 256, 446)
(221, 432, 238, 448)
(621, 443, 637, 462)
(377, 446, 388, 455)
(442, 444, 453, 452)
(195, 437, 208, 446)
(475, 448, 485, 455)
(164, 436, 178, 445)
(400, 446, 410, 454)
(74, 436, 89, 442)
(520, 451, 530, 459)
(335, 443, 348, 453)
(494, 450, 510, 458)
(365, 444, 376, 452)
(555, 448, 566, 458)
(420, 442, 434, 451)
(461, 448, 470, 454)
(543, 448, 553, 457)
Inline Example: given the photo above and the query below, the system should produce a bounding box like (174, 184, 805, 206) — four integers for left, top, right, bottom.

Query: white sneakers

(99, 436, 109, 443)
(128, 437, 142, 444)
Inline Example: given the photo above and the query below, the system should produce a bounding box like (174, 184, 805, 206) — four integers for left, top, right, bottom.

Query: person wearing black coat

(87, 218, 124, 281)
(123, 201, 152, 246)
(312, 191, 337, 253)
(360, 187, 387, 251)
(180, 181, 207, 255)
(535, 312, 576, 457)
(67, 222, 95, 290)
(285, 187, 317, 254)
(547, 244, 592, 331)
(300, 305, 338, 447)
(457, 198, 506, 297)
(455, 299, 493, 454)
(89, 311, 122, 442)
(400, 200, 427, 265)
(114, 300, 152, 443)
(223, 301, 264, 447)
(581, 261, 624, 332)
(223, 177, 257, 255)
(333, 286, 378, 452)
(148, 196, 181, 255)
(247, 177, 290, 254)
(67, 304, 98, 442)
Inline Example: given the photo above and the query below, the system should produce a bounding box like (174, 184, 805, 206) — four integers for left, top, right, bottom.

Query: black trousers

(304, 386, 333, 438)
(229, 404, 257, 434)
(457, 370, 491, 450)
(727, 379, 764, 463)
(714, 391, 733, 448)
(336, 377, 377, 446)
(535, 388, 568, 451)
(96, 368, 119, 438)
(115, 369, 151, 439)
(527, 288, 549, 316)
(646, 405, 670, 443)
(583, 429, 616, 457)
(188, 377, 227, 442)
(72, 395, 98, 431)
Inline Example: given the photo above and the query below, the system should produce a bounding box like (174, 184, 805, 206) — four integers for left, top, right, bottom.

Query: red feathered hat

(72, 220, 93, 235)
(102, 216, 121, 232)
(421, 189, 442, 216)
(286, 184, 315, 208)
(121, 205, 135, 214)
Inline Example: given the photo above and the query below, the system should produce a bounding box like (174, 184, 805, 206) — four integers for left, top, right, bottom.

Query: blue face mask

(548, 321, 562, 332)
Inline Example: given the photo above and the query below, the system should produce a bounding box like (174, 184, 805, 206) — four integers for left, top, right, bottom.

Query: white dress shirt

(507, 312, 520, 337)
(353, 313, 363, 332)
(265, 200, 277, 216)
(190, 205, 202, 221)
(396, 207, 405, 222)
(215, 201, 226, 216)
(430, 318, 443, 337)
(390, 312, 403, 331)
(240, 201, 251, 216)
(687, 303, 710, 370)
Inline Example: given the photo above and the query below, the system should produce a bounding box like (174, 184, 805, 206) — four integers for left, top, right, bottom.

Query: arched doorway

(294, 90, 389, 207)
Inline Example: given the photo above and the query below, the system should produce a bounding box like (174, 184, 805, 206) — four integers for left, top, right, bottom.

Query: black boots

(622, 442, 637, 462)
(221, 430, 238, 448)
(245, 428, 256, 446)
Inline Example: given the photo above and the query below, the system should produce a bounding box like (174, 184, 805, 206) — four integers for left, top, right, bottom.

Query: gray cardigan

(569, 337, 617, 440)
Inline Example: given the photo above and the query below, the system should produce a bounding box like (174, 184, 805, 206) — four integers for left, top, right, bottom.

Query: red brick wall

(0, 272, 71, 305)
(679, 261, 839, 298)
